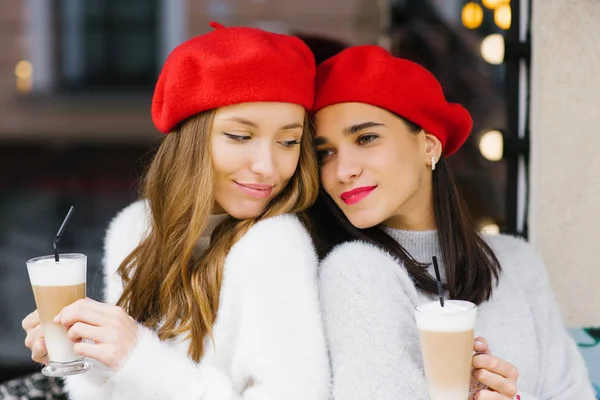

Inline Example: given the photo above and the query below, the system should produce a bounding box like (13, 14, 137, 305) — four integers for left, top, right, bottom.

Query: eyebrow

(224, 117, 258, 128)
(280, 122, 304, 130)
(343, 121, 385, 134)
(224, 117, 303, 131)
(314, 121, 386, 146)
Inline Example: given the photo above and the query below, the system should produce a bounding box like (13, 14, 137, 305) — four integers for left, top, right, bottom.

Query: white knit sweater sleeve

(319, 241, 430, 400)
(64, 200, 149, 399)
(506, 237, 596, 400)
(65, 203, 330, 400)
(218, 214, 330, 400)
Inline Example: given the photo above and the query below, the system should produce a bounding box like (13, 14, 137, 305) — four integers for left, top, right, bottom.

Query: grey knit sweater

(319, 229, 595, 400)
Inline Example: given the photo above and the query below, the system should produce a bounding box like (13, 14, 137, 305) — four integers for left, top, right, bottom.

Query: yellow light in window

(480, 34, 505, 65)
(479, 130, 504, 161)
(494, 4, 512, 30)
(480, 223, 500, 235)
(482, 0, 509, 10)
(15, 60, 33, 79)
(17, 77, 32, 94)
(462, 2, 484, 30)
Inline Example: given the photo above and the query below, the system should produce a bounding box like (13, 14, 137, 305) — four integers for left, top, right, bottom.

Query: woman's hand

(22, 310, 49, 365)
(471, 337, 519, 399)
(56, 298, 140, 370)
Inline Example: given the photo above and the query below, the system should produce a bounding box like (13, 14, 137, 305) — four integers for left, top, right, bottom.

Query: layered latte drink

(26, 253, 91, 376)
(415, 300, 477, 400)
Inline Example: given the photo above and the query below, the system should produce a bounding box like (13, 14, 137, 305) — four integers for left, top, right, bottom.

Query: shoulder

(320, 239, 398, 276)
(104, 200, 150, 254)
(103, 200, 150, 277)
(483, 233, 548, 279)
(484, 232, 530, 252)
(319, 239, 414, 292)
(239, 213, 311, 245)
(484, 233, 542, 263)
(321, 240, 396, 270)
(225, 214, 318, 277)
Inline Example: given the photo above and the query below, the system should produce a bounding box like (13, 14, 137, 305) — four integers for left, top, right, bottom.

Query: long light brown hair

(117, 110, 318, 361)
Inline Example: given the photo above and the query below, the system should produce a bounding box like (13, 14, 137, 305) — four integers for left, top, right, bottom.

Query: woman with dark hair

(309, 45, 595, 399)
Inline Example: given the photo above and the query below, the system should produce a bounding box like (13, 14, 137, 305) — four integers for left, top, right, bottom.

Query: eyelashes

(315, 133, 381, 164)
(280, 140, 300, 148)
(223, 132, 250, 142)
(223, 133, 300, 148)
(356, 134, 379, 145)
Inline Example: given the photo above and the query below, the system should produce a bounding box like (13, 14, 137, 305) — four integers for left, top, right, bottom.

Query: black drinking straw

(432, 256, 445, 307)
(54, 206, 76, 262)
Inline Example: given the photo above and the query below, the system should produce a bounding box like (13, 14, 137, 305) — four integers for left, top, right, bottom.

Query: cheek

(380, 156, 423, 198)
(211, 141, 244, 177)
(275, 149, 301, 180)
(368, 146, 420, 187)
(319, 164, 336, 195)
(212, 156, 241, 202)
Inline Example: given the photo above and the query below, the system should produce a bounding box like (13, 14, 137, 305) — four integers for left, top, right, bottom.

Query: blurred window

(58, 0, 159, 91)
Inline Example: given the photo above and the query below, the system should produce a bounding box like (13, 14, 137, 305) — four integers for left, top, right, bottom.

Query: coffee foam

(415, 300, 476, 332)
(27, 255, 86, 286)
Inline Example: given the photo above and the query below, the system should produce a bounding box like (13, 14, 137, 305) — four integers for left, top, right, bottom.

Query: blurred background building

(0, 0, 598, 395)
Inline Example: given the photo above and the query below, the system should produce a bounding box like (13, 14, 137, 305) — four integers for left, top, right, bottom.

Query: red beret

(313, 46, 472, 156)
(152, 22, 316, 134)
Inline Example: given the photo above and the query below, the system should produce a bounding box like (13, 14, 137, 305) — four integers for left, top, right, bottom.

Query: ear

(423, 132, 443, 165)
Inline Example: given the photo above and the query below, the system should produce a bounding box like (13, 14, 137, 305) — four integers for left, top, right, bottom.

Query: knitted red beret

(152, 22, 316, 134)
(313, 45, 472, 156)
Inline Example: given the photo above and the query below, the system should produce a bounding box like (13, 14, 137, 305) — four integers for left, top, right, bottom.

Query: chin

(221, 202, 268, 220)
(346, 211, 381, 230)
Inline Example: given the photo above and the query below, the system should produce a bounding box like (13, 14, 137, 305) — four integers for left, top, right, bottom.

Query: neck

(193, 213, 229, 260)
(382, 226, 445, 280)
(212, 202, 225, 214)
(206, 212, 228, 231)
(383, 179, 436, 231)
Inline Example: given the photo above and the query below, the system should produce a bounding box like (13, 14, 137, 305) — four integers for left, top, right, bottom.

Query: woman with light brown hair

(22, 23, 330, 399)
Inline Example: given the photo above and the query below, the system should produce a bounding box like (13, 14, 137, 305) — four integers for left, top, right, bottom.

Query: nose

(249, 141, 276, 177)
(335, 148, 362, 183)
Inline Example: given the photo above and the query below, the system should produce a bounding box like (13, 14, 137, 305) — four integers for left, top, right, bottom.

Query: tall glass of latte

(415, 300, 477, 400)
(26, 253, 91, 377)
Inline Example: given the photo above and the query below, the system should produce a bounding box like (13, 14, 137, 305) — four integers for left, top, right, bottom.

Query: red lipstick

(340, 186, 377, 205)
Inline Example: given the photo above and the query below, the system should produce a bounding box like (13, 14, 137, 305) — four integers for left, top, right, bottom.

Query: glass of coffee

(415, 300, 477, 400)
(26, 253, 92, 377)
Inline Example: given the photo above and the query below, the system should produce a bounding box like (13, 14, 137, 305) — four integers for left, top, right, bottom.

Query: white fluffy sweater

(319, 228, 595, 400)
(64, 200, 330, 399)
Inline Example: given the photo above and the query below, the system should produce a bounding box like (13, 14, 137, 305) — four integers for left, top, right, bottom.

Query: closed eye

(279, 139, 301, 148)
(224, 132, 251, 142)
